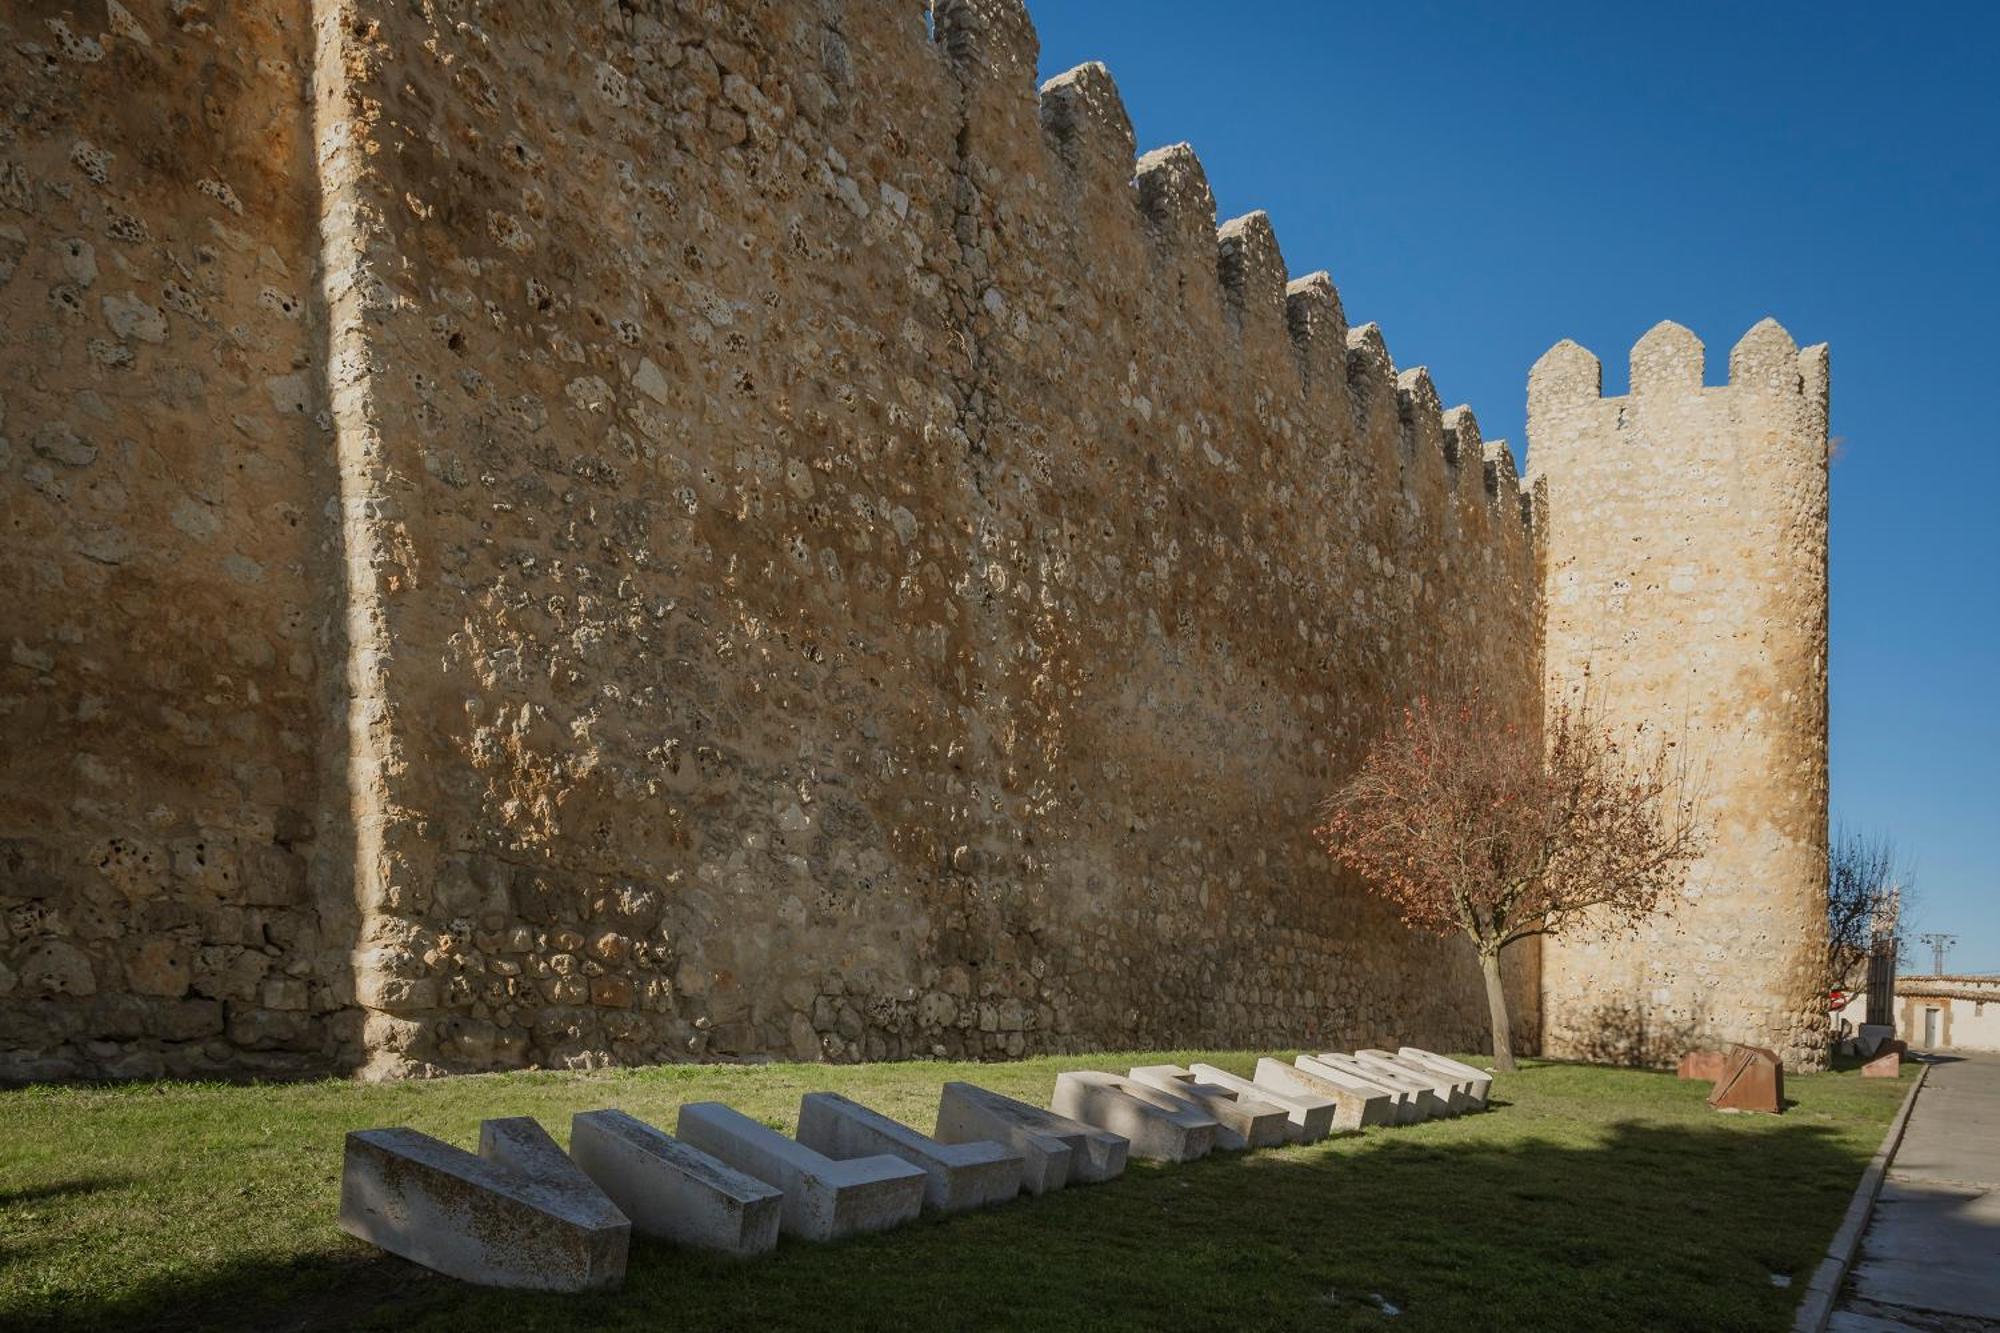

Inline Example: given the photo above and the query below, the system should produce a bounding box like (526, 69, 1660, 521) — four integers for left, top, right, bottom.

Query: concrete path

(1831, 1053, 2000, 1332)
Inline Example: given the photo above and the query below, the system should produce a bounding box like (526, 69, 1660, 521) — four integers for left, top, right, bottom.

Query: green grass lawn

(0, 1051, 1909, 1331)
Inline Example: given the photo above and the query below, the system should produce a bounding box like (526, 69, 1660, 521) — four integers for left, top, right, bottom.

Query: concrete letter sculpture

(1398, 1047, 1493, 1108)
(1188, 1062, 1337, 1143)
(797, 1092, 1023, 1213)
(569, 1109, 783, 1256)
(338, 1116, 629, 1290)
(1253, 1058, 1397, 1129)
(1050, 1070, 1218, 1163)
(1127, 1065, 1290, 1149)
(676, 1101, 927, 1241)
(935, 1081, 1128, 1193)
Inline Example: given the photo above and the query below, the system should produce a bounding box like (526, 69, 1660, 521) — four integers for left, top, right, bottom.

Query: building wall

(5, 0, 1549, 1080)
(1530, 322, 1831, 1071)
(0, 2, 359, 1081)
(1897, 981, 2000, 1053)
(4, 0, 1835, 1084)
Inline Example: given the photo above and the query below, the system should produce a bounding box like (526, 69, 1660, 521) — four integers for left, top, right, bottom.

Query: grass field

(0, 1051, 1909, 1331)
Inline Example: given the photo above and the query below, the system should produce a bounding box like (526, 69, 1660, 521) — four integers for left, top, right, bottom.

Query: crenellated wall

(1530, 320, 1830, 1071)
(2, 0, 1834, 1083)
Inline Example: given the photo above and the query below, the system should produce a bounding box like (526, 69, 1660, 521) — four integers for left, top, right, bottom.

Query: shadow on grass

(0, 1177, 129, 1209)
(23, 1116, 1924, 1333)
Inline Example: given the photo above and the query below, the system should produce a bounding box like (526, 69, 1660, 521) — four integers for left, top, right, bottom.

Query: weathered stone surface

(568, 1109, 781, 1256)
(338, 1119, 629, 1290)
(675, 1101, 925, 1242)
(1535, 322, 1832, 1073)
(1127, 1064, 1290, 1149)
(1708, 1045, 1785, 1114)
(1857, 1024, 1896, 1059)
(1676, 1049, 1732, 1082)
(1397, 1047, 1494, 1108)
(1189, 1062, 1337, 1143)
(797, 1091, 1021, 1214)
(1255, 1057, 1397, 1129)
(0, 0, 1817, 1087)
(934, 1081, 1126, 1193)
(1357, 1049, 1473, 1114)
(1051, 1071, 1217, 1163)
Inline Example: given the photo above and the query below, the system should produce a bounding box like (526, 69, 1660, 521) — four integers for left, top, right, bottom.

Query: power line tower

(1918, 932, 1957, 975)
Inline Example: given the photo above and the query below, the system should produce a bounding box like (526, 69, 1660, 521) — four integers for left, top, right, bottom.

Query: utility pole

(1918, 932, 1957, 975)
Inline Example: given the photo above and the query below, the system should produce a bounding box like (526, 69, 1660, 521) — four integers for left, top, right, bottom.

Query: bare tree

(1826, 824, 1910, 993)
(1314, 689, 1704, 1072)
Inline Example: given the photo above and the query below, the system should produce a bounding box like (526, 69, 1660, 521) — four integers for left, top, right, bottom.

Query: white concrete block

(1050, 1070, 1217, 1163)
(338, 1118, 629, 1290)
(797, 1092, 1022, 1214)
(1255, 1057, 1398, 1129)
(1188, 1062, 1337, 1143)
(1127, 1064, 1290, 1150)
(568, 1109, 782, 1256)
(1396, 1047, 1493, 1108)
(1312, 1053, 1451, 1119)
(1294, 1053, 1425, 1124)
(676, 1101, 926, 1242)
(1358, 1049, 1474, 1114)
(934, 1081, 1127, 1193)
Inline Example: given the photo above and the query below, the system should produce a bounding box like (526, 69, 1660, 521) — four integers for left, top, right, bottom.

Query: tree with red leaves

(1314, 690, 1705, 1072)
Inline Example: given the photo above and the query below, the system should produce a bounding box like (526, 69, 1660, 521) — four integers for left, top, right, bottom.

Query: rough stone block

(1396, 1047, 1494, 1108)
(934, 1081, 1127, 1193)
(796, 1091, 1022, 1213)
(1357, 1049, 1474, 1114)
(675, 1101, 926, 1241)
(338, 1118, 629, 1290)
(1676, 1049, 1732, 1082)
(1255, 1057, 1397, 1129)
(1126, 1064, 1289, 1149)
(1707, 1045, 1784, 1114)
(568, 1108, 781, 1256)
(1050, 1070, 1217, 1162)
(1189, 1062, 1337, 1143)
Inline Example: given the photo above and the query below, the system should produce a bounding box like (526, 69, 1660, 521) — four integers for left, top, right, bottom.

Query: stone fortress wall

(1530, 323, 1831, 1071)
(0, 0, 1823, 1082)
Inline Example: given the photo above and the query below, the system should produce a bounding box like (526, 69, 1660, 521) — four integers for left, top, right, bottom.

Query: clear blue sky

(1033, 2, 1999, 972)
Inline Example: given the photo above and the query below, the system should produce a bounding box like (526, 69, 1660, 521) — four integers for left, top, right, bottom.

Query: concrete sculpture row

(336, 1046, 1493, 1289)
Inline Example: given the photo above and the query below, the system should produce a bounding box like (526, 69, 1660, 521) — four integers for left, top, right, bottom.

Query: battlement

(1528, 318, 1830, 425)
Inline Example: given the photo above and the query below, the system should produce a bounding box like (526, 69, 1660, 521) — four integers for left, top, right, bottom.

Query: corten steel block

(1677, 1049, 1732, 1082)
(338, 1118, 629, 1290)
(1861, 1042, 1907, 1078)
(1707, 1045, 1785, 1113)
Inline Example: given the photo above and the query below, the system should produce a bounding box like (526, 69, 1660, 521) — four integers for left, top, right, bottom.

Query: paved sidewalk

(1831, 1052, 2000, 1331)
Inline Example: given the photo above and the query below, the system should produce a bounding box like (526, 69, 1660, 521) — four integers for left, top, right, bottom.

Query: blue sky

(1032, 2, 1999, 972)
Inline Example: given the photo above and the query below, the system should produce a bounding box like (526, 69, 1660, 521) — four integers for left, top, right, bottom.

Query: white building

(1895, 975, 2000, 1052)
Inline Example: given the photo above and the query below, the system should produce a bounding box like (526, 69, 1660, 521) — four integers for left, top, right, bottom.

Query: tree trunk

(1480, 947, 1518, 1073)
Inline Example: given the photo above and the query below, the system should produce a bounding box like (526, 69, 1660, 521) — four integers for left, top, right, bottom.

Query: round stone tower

(1528, 318, 1830, 1071)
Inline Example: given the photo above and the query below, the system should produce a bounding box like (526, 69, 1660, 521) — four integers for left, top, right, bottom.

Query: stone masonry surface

(0, 0, 1823, 1080)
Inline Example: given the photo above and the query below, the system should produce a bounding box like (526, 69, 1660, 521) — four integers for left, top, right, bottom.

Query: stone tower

(1528, 319, 1831, 1071)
